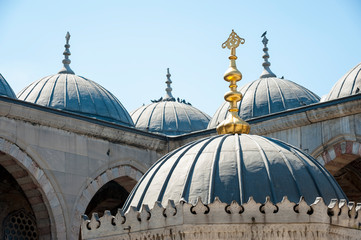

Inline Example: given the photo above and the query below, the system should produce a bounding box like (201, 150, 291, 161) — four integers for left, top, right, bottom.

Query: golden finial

(216, 30, 250, 135)
(222, 29, 245, 57)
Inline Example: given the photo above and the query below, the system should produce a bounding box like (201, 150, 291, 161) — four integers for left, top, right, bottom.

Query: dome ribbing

(323, 62, 361, 101)
(208, 32, 320, 129)
(131, 101, 210, 135)
(208, 78, 320, 128)
(0, 73, 16, 99)
(17, 32, 133, 126)
(131, 69, 210, 135)
(17, 74, 134, 126)
(123, 134, 346, 212)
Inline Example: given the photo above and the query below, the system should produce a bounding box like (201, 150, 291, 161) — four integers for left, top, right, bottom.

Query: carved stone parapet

(82, 196, 361, 239)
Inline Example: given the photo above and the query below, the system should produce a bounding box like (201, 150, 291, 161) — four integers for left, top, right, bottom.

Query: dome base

(216, 113, 250, 134)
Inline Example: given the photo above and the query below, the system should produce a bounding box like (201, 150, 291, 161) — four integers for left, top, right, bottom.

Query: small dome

(17, 32, 133, 127)
(123, 134, 346, 211)
(131, 69, 210, 135)
(208, 78, 320, 128)
(131, 101, 210, 135)
(18, 74, 134, 126)
(0, 73, 16, 99)
(323, 62, 361, 101)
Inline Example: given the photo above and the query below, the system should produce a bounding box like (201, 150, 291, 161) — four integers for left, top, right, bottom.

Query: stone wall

(0, 98, 165, 239)
(0, 94, 360, 239)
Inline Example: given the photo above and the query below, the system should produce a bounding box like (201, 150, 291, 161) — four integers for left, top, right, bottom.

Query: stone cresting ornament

(217, 30, 250, 135)
(81, 196, 361, 240)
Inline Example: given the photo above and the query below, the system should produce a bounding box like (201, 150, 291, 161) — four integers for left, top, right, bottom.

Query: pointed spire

(164, 68, 175, 100)
(260, 31, 276, 78)
(58, 32, 75, 74)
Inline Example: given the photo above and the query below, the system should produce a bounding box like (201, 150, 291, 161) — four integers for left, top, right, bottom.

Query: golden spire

(216, 30, 250, 135)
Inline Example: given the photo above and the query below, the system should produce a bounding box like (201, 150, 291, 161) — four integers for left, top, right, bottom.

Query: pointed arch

(71, 165, 143, 239)
(0, 138, 66, 239)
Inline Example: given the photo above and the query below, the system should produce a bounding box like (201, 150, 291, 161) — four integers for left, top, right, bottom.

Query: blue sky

(1, 0, 360, 116)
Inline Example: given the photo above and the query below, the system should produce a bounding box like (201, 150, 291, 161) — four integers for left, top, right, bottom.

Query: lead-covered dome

(323, 62, 361, 101)
(208, 33, 319, 129)
(18, 74, 133, 125)
(131, 69, 210, 135)
(123, 134, 346, 212)
(208, 78, 320, 128)
(17, 32, 133, 127)
(0, 73, 16, 99)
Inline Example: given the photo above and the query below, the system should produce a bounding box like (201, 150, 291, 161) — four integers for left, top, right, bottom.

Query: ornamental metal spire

(164, 68, 175, 100)
(260, 31, 276, 78)
(58, 32, 75, 74)
(216, 30, 250, 135)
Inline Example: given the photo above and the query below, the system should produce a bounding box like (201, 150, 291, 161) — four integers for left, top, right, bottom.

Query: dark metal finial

(260, 31, 276, 78)
(164, 68, 174, 100)
(58, 31, 75, 74)
(65, 32, 70, 44)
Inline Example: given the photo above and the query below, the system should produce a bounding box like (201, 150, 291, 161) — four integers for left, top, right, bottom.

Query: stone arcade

(0, 31, 360, 239)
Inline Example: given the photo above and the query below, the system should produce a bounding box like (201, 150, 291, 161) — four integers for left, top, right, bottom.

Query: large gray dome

(323, 62, 361, 101)
(131, 101, 210, 136)
(17, 32, 133, 127)
(0, 73, 16, 99)
(131, 69, 210, 135)
(208, 78, 320, 129)
(123, 134, 346, 212)
(18, 73, 134, 126)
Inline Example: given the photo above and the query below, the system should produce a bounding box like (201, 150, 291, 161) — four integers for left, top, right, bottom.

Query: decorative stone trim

(0, 138, 66, 239)
(248, 96, 361, 137)
(317, 140, 361, 173)
(81, 196, 361, 240)
(72, 165, 143, 240)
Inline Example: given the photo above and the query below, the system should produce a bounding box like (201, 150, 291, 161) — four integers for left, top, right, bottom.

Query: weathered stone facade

(0, 93, 360, 239)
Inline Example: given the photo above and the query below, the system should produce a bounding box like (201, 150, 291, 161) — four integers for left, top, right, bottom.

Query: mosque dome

(123, 32, 345, 212)
(208, 78, 320, 128)
(208, 34, 319, 129)
(0, 73, 16, 99)
(123, 134, 346, 211)
(17, 32, 134, 127)
(322, 62, 361, 101)
(130, 69, 210, 135)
